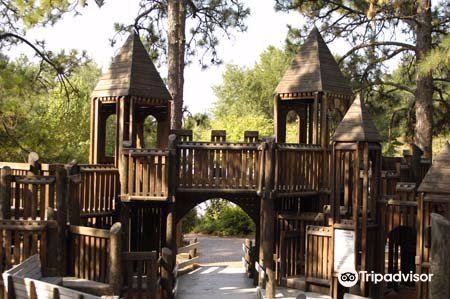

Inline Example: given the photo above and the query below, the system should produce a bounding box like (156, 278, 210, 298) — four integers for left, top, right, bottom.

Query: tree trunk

(177, 0, 186, 128)
(414, 0, 434, 159)
(167, 0, 182, 129)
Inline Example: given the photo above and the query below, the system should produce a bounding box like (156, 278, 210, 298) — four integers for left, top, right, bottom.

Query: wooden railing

(122, 149, 169, 200)
(122, 251, 160, 299)
(242, 239, 255, 278)
(275, 144, 326, 195)
(0, 219, 57, 275)
(77, 164, 119, 228)
(67, 223, 121, 292)
(177, 141, 260, 191)
(276, 212, 325, 282)
(3, 255, 101, 299)
(177, 238, 199, 270)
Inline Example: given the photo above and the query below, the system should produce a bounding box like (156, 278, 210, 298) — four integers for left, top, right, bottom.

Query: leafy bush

(193, 200, 254, 236)
(181, 207, 199, 233)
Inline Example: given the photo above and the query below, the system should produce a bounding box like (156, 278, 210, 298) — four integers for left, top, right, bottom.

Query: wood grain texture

(332, 95, 381, 142)
(91, 33, 171, 101)
(275, 27, 352, 96)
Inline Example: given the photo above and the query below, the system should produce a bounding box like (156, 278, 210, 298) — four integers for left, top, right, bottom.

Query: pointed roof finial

(332, 94, 381, 142)
(418, 142, 450, 193)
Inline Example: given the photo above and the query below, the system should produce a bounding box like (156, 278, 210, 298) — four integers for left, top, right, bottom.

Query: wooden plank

(69, 226, 110, 239)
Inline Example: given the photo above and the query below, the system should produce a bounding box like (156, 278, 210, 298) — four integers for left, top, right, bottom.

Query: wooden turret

(274, 27, 353, 146)
(330, 95, 383, 298)
(89, 33, 172, 166)
(416, 142, 450, 299)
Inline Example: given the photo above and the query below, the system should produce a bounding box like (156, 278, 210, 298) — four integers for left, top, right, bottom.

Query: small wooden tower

(89, 33, 172, 166)
(416, 142, 450, 299)
(330, 95, 384, 297)
(274, 27, 353, 146)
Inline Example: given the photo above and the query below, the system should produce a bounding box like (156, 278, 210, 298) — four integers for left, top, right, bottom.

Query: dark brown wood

(0, 167, 12, 219)
(109, 223, 122, 295)
(275, 28, 352, 97)
(262, 138, 276, 298)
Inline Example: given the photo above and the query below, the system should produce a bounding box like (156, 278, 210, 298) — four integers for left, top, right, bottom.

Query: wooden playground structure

(0, 28, 449, 299)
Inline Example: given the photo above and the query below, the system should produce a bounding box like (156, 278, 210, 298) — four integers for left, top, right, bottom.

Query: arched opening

(143, 115, 158, 148)
(386, 226, 417, 290)
(286, 110, 300, 143)
(104, 114, 117, 159)
(176, 197, 258, 297)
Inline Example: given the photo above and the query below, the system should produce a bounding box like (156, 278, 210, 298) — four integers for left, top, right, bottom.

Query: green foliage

(182, 207, 199, 234)
(419, 36, 450, 75)
(211, 46, 293, 141)
(0, 54, 100, 162)
(193, 200, 254, 236)
(12, 0, 72, 27)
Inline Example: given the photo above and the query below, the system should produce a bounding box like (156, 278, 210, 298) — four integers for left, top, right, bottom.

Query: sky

(17, 0, 352, 114)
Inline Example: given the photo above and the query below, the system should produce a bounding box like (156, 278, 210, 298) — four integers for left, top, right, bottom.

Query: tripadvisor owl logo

(338, 269, 359, 288)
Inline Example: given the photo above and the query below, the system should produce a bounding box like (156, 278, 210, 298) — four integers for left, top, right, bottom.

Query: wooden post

(261, 138, 276, 298)
(28, 152, 40, 175)
(274, 95, 285, 143)
(430, 213, 450, 299)
(0, 166, 12, 219)
(66, 161, 81, 226)
(321, 93, 329, 148)
(55, 168, 67, 276)
(119, 201, 130, 251)
(161, 247, 175, 299)
(313, 92, 319, 144)
(6, 275, 15, 299)
(189, 237, 198, 258)
(360, 143, 369, 295)
(89, 97, 96, 164)
(109, 222, 122, 296)
(45, 207, 58, 276)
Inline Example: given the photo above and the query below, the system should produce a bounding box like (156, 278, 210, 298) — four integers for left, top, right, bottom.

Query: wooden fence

(177, 141, 260, 191)
(177, 238, 199, 270)
(3, 255, 101, 299)
(122, 251, 160, 299)
(122, 149, 169, 200)
(276, 212, 325, 283)
(275, 144, 326, 195)
(0, 219, 57, 276)
(305, 226, 332, 289)
(67, 223, 121, 295)
(77, 164, 119, 228)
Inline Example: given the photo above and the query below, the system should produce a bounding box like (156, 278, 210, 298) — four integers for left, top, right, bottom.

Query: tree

(275, 0, 450, 158)
(114, 0, 250, 129)
(0, 1, 98, 97)
(0, 53, 100, 162)
(211, 46, 293, 141)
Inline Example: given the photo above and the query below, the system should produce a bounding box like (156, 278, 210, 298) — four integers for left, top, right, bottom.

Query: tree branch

(338, 41, 416, 63)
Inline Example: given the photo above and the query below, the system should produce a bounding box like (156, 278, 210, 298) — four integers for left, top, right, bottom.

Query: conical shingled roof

(275, 27, 353, 96)
(418, 142, 450, 194)
(91, 33, 171, 100)
(332, 95, 381, 142)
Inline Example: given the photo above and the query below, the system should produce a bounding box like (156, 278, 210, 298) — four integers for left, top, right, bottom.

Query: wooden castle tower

(2, 27, 445, 299)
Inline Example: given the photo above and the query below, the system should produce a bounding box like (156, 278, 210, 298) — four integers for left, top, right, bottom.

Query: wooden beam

(261, 138, 276, 298)
(0, 167, 12, 219)
(313, 92, 320, 144)
(109, 223, 122, 296)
